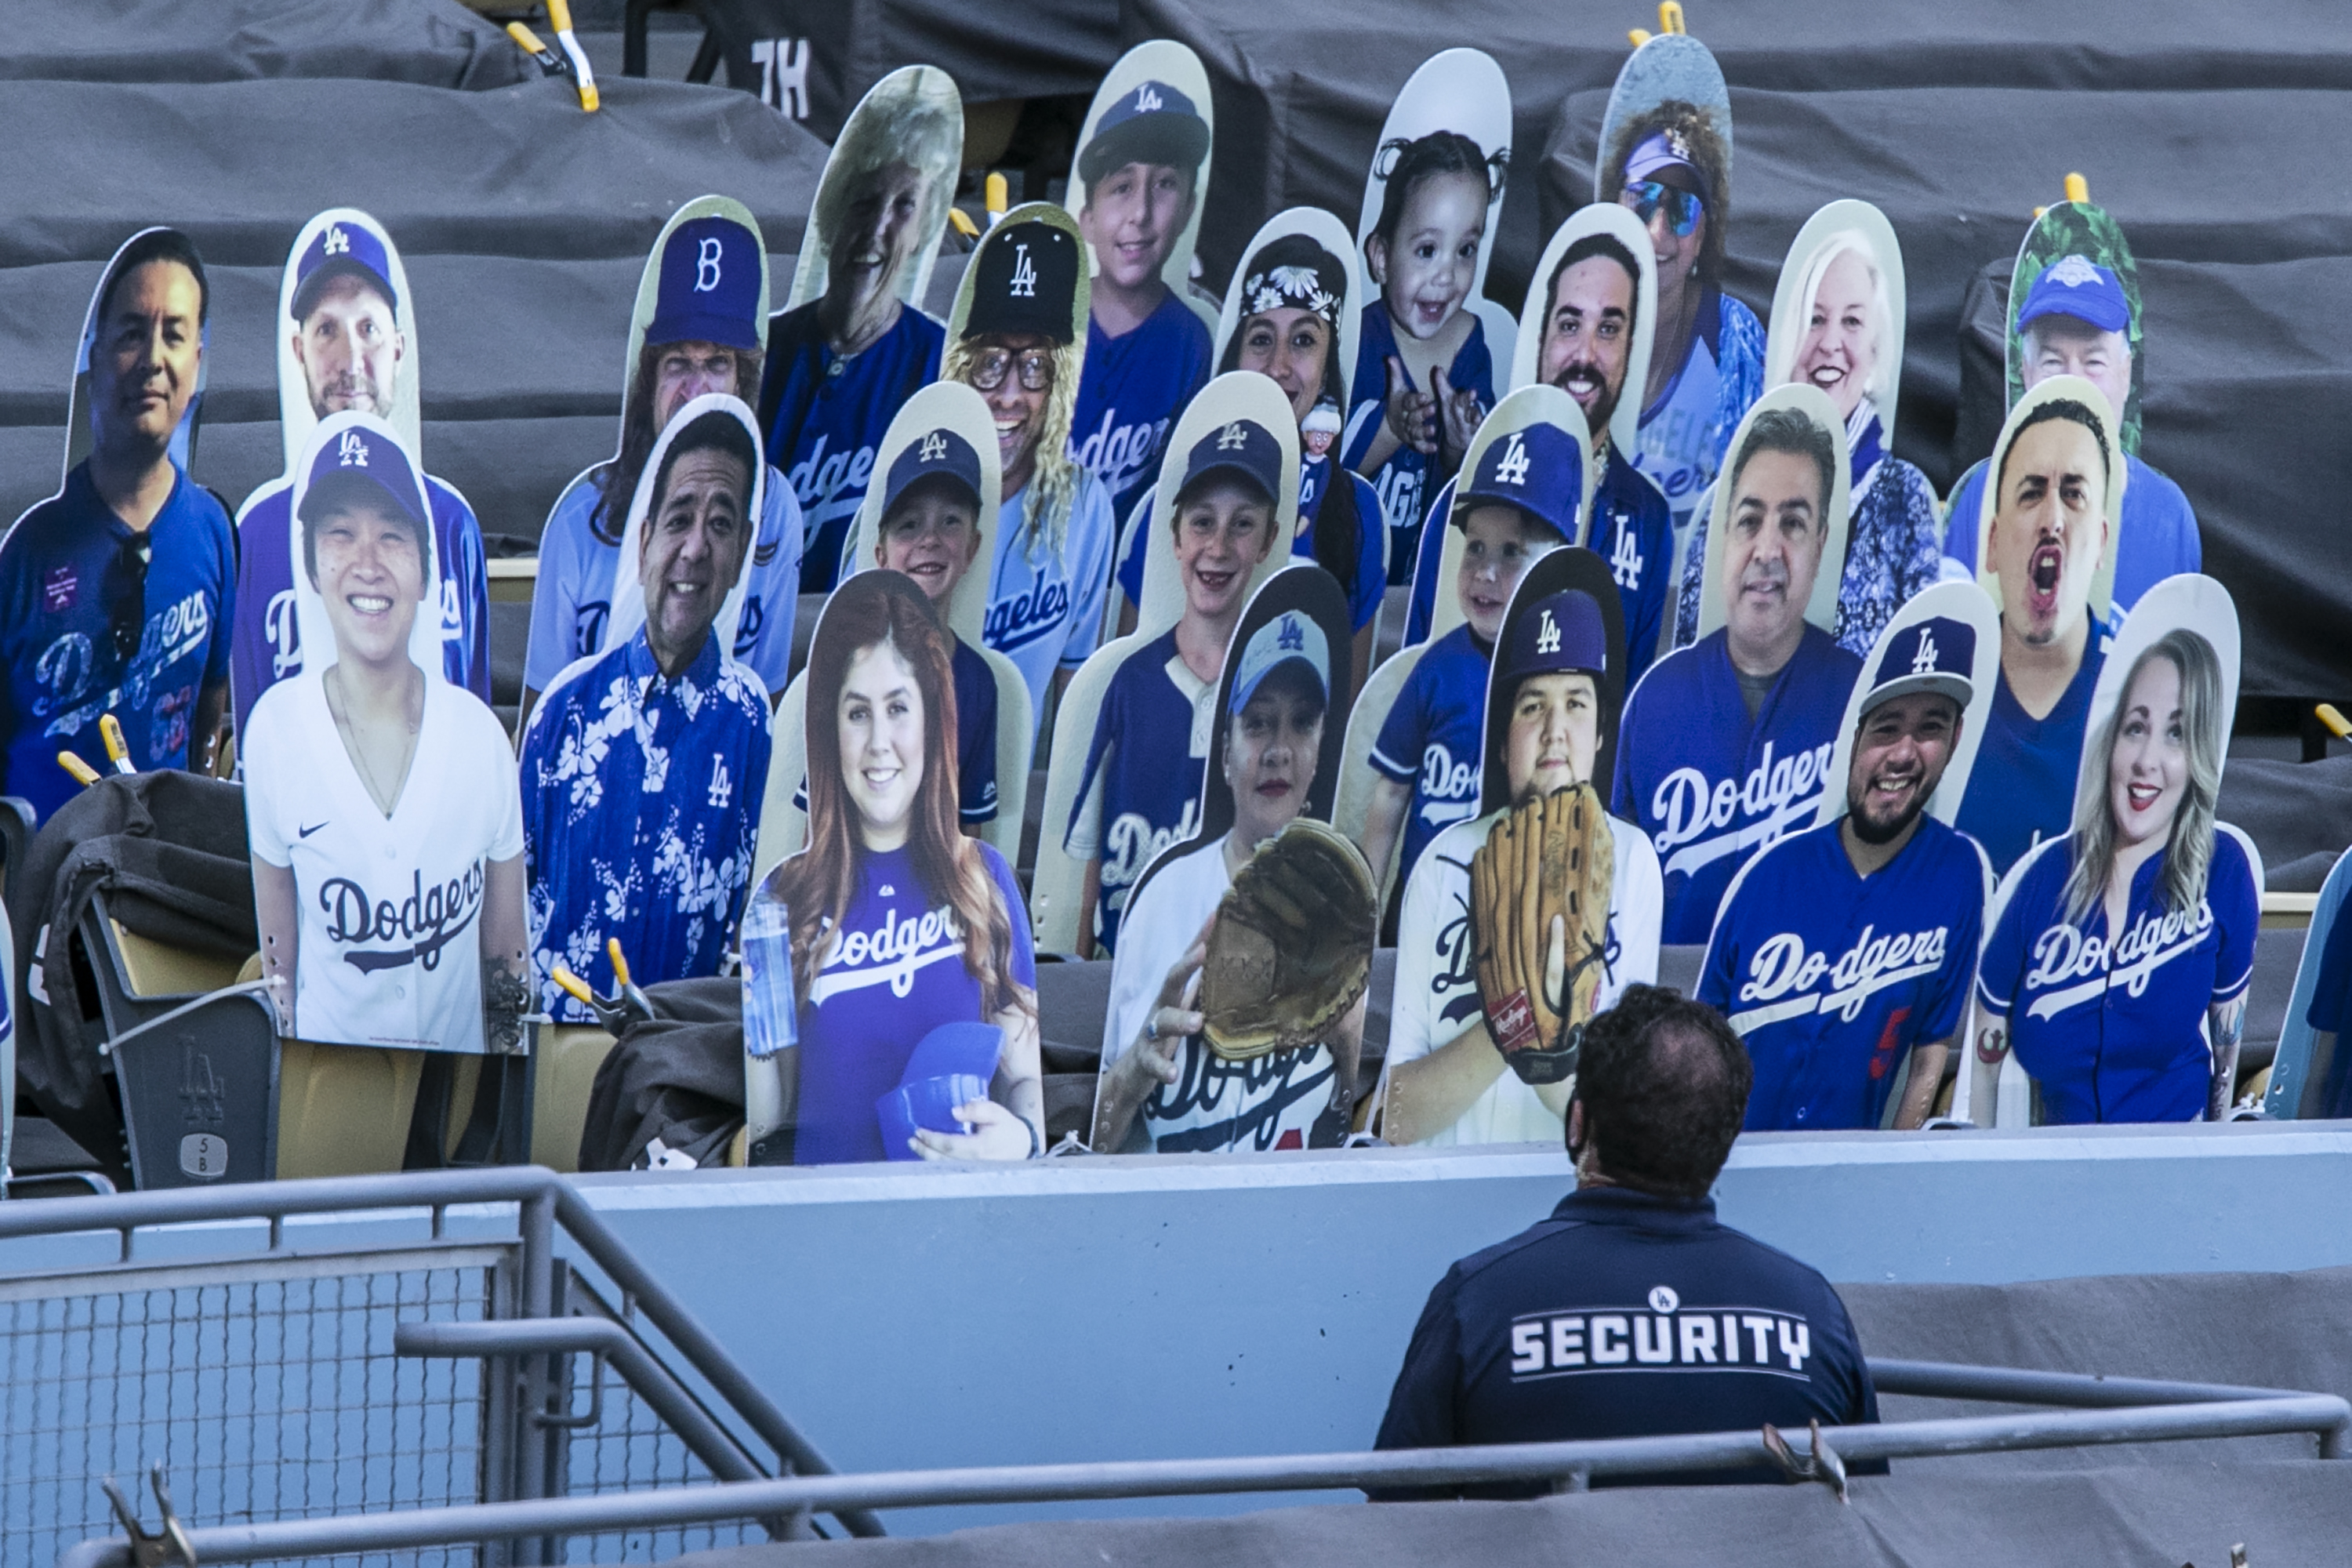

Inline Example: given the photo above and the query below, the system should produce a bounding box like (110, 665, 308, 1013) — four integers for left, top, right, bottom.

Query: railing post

(517, 1183, 561, 1566)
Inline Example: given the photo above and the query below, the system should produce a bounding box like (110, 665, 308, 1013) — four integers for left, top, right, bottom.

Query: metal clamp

(101, 1465, 198, 1567)
(1760, 1419, 1849, 1503)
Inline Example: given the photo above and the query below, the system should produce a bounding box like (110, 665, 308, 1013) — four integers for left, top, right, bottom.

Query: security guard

(1372, 985, 1878, 1496)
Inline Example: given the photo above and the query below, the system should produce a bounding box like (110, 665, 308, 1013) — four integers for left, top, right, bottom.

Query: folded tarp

(2, 0, 535, 91)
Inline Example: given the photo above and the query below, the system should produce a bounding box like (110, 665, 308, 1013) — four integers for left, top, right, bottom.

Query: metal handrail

(0, 1167, 885, 1540)
(1867, 1357, 2325, 1410)
(57, 1392, 2351, 1567)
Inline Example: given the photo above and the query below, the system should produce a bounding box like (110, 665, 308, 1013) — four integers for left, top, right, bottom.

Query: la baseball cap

(875, 1021, 1006, 1160)
(1174, 417, 1281, 509)
(1497, 587, 1607, 687)
(298, 419, 426, 527)
(1077, 78, 1209, 186)
(880, 426, 984, 520)
(1623, 126, 1710, 201)
(291, 220, 399, 322)
(963, 219, 1080, 343)
(1456, 422, 1584, 543)
(647, 215, 764, 352)
(1860, 615, 1976, 718)
(2016, 254, 2130, 336)
(1229, 608, 1329, 713)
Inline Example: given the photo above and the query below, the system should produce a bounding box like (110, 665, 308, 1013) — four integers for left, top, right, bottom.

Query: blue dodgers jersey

(1342, 300, 1495, 577)
(792, 841, 1034, 1164)
(1399, 474, 1456, 647)
(1613, 623, 1863, 945)
(1071, 292, 1212, 532)
(1953, 643, 2106, 877)
(950, 637, 999, 826)
(0, 464, 235, 821)
(524, 461, 803, 697)
(765, 302, 946, 592)
(1700, 815, 1990, 1131)
(983, 470, 1114, 729)
(1372, 1187, 1878, 1499)
(521, 630, 772, 1022)
(1592, 445, 1675, 687)
(1632, 286, 1765, 524)
(230, 472, 489, 737)
(1294, 457, 1386, 632)
(1976, 827, 2259, 1125)
(1940, 452, 2201, 633)
(1065, 629, 1206, 956)
(1370, 623, 1489, 884)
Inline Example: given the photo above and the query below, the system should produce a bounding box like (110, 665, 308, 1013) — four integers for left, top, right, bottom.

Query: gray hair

(2063, 628, 2225, 924)
(814, 72, 960, 277)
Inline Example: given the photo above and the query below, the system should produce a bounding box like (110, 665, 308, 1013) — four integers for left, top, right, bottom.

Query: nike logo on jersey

(1508, 1303, 1813, 1381)
(299, 821, 329, 838)
(807, 903, 967, 1005)
(2021, 899, 2216, 1022)
(1728, 924, 1953, 1034)
(1648, 740, 1835, 880)
(1071, 409, 1171, 497)
(985, 578, 1073, 652)
(787, 434, 879, 530)
(321, 866, 485, 975)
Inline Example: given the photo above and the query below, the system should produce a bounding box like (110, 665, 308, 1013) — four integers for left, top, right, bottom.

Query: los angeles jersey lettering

(1613, 624, 1862, 944)
(1062, 630, 1210, 956)
(1071, 292, 1212, 531)
(1701, 815, 1991, 1131)
(1976, 826, 2259, 1124)
(1368, 623, 1488, 886)
(983, 472, 1115, 731)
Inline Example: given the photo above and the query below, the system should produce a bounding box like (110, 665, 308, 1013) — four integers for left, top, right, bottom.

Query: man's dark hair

(1994, 396, 2112, 498)
(1546, 232, 1642, 337)
(1730, 406, 1835, 524)
(1571, 984, 1751, 1199)
(648, 408, 759, 524)
(98, 230, 211, 331)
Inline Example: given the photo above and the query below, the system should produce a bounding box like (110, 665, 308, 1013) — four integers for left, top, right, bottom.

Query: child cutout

(1063, 386, 1292, 958)
(1093, 569, 1361, 1153)
(1360, 387, 1589, 895)
(752, 569, 1044, 1163)
(1380, 550, 1662, 1146)
(1970, 575, 2256, 1126)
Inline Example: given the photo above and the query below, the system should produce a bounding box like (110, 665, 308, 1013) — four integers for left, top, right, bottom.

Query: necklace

(327, 664, 422, 817)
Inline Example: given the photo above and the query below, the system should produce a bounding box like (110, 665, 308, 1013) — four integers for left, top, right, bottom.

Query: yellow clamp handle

(58, 751, 103, 788)
(949, 209, 982, 241)
(506, 21, 560, 71)
(542, 0, 601, 111)
(2063, 172, 2089, 205)
(606, 937, 634, 989)
(100, 713, 134, 771)
(983, 172, 1009, 219)
(1658, 2, 1686, 34)
(550, 963, 599, 1008)
(1629, 27, 1652, 45)
(2318, 703, 2351, 742)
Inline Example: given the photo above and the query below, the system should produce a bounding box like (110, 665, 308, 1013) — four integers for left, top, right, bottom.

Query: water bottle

(739, 889, 797, 1061)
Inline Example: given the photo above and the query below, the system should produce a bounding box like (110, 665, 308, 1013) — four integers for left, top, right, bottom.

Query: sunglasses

(106, 532, 151, 670)
(1621, 180, 1706, 238)
(969, 347, 1054, 394)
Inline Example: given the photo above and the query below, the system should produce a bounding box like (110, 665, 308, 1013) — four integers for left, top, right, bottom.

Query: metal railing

(51, 1356, 2351, 1565)
(0, 1168, 881, 1566)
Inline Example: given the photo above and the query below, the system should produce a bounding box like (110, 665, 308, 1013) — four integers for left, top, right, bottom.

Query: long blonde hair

(2062, 629, 2224, 924)
(942, 334, 1080, 564)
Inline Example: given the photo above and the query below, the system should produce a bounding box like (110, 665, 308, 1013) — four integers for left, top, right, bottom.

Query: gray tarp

(0, 0, 535, 91)
(671, 1264, 2352, 1563)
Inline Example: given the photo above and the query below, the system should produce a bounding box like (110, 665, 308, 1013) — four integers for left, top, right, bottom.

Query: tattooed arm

(2206, 993, 2249, 1122)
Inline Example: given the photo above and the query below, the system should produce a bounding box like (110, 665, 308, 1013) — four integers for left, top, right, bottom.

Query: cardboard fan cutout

(1970, 376, 2124, 633)
(243, 411, 528, 1056)
(2008, 199, 2144, 453)
(1477, 546, 1628, 818)
(1690, 384, 1853, 644)
(1355, 49, 1516, 353)
(60, 228, 209, 482)
(604, 395, 768, 662)
(1813, 580, 2002, 832)
(783, 66, 961, 319)
(1509, 205, 1658, 463)
(1066, 41, 1217, 332)
(1594, 29, 1731, 209)
(2265, 845, 2352, 1120)
(2070, 573, 2242, 833)
(1766, 201, 1908, 457)
(851, 382, 1007, 646)
(1215, 207, 1365, 426)
(1425, 386, 1596, 645)
(1132, 373, 1304, 631)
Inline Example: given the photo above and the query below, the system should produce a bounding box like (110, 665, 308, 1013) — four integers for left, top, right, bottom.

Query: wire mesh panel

(0, 1246, 503, 1568)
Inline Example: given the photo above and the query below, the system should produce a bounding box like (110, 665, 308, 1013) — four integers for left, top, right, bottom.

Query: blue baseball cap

(1861, 615, 1975, 717)
(880, 426, 984, 519)
(297, 421, 426, 526)
(1078, 79, 1209, 185)
(291, 219, 398, 321)
(1497, 588, 1607, 687)
(875, 1021, 1005, 1160)
(1174, 417, 1282, 509)
(2016, 254, 2130, 336)
(1229, 608, 1329, 713)
(647, 215, 763, 352)
(1456, 422, 1584, 543)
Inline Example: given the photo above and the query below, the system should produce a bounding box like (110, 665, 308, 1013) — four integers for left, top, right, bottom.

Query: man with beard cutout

(1952, 393, 2114, 876)
(1699, 617, 1991, 1131)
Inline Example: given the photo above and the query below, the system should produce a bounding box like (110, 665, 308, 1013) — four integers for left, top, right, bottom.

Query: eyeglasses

(969, 347, 1054, 393)
(106, 532, 151, 670)
(1620, 180, 1706, 238)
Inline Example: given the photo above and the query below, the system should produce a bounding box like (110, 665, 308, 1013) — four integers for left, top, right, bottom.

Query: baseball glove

(1197, 818, 1377, 1061)
(1468, 782, 1615, 1083)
